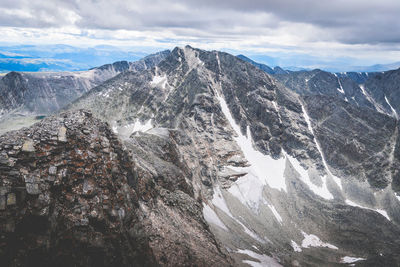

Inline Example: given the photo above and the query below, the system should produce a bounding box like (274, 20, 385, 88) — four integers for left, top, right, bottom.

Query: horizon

(1, 43, 400, 73)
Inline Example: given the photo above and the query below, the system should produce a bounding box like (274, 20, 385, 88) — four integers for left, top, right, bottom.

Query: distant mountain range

(0, 50, 170, 134)
(351, 62, 400, 72)
(236, 54, 400, 73)
(0, 44, 149, 72)
(1, 44, 399, 73)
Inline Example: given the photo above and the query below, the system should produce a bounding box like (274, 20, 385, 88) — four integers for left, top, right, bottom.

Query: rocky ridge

(0, 50, 170, 135)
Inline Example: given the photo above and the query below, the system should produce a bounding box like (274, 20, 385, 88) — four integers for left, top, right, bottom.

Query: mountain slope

(66, 46, 400, 266)
(237, 55, 290, 75)
(274, 69, 378, 112)
(361, 68, 400, 118)
(243, 56, 400, 123)
(0, 50, 170, 135)
(237, 55, 275, 74)
(0, 50, 170, 116)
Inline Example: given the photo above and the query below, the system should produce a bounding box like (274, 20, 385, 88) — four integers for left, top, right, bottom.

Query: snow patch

(216, 93, 286, 224)
(99, 87, 112, 98)
(227, 170, 265, 211)
(150, 73, 168, 89)
(286, 153, 333, 200)
(239, 221, 267, 244)
(212, 186, 234, 218)
(272, 101, 279, 112)
(334, 74, 345, 94)
(212, 186, 267, 243)
(340, 256, 366, 264)
(237, 249, 282, 267)
(131, 119, 153, 133)
(216, 52, 222, 73)
(217, 94, 287, 192)
(272, 101, 282, 123)
(359, 84, 367, 96)
(301, 231, 338, 250)
(395, 193, 400, 202)
(112, 125, 118, 134)
(74, 69, 95, 80)
(183, 46, 204, 70)
(112, 119, 153, 138)
(268, 204, 283, 224)
(345, 199, 390, 221)
(146, 127, 170, 138)
(359, 84, 388, 114)
(291, 240, 302, 252)
(301, 104, 343, 190)
(203, 204, 228, 231)
(384, 95, 398, 119)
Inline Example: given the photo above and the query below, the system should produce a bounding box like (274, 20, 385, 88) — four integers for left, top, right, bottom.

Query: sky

(1, 0, 400, 70)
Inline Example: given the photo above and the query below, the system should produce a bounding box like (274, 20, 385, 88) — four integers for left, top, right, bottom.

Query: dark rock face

(124, 131, 233, 267)
(0, 110, 231, 266)
(303, 95, 398, 188)
(335, 72, 377, 85)
(0, 72, 28, 112)
(362, 68, 400, 118)
(274, 69, 378, 112)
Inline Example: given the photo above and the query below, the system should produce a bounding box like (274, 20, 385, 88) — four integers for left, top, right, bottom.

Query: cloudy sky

(1, 0, 400, 68)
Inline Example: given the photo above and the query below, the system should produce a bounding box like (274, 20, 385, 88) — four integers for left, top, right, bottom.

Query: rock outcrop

(0, 110, 231, 266)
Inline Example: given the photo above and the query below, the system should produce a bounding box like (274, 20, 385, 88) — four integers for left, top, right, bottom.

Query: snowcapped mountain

(1, 46, 400, 266)
(243, 56, 400, 121)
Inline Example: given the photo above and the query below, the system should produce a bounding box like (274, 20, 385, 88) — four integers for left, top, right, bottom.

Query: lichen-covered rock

(0, 110, 150, 266)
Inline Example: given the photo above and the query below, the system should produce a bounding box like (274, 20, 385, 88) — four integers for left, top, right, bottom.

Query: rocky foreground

(0, 110, 232, 266)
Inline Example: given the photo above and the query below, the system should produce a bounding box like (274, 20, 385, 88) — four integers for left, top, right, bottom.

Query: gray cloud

(0, 0, 399, 46)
